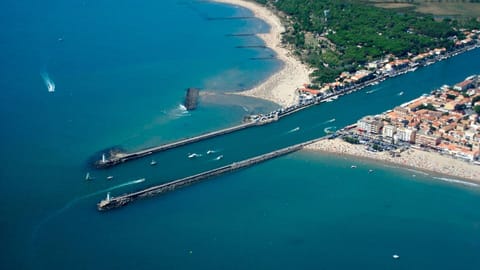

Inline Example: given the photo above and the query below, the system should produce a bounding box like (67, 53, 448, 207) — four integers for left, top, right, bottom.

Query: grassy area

(367, 1, 480, 18)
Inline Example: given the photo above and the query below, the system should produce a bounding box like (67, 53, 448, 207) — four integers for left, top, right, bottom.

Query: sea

(1, 0, 480, 269)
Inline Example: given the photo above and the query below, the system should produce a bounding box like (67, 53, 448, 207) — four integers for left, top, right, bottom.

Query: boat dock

(97, 137, 325, 211)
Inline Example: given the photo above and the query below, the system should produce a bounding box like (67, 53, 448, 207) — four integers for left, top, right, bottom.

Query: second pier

(97, 137, 326, 211)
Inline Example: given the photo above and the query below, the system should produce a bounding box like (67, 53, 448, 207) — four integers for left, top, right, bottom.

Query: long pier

(97, 137, 326, 211)
(95, 120, 277, 168)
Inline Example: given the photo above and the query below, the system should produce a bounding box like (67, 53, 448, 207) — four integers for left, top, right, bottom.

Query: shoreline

(211, 0, 311, 107)
(305, 138, 480, 185)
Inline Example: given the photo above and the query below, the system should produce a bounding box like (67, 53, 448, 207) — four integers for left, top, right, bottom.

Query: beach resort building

(357, 116, 383, 134)
(396, 127, 416, 143)
(416, 132, 441, 147)
(382, 124, 396, 139)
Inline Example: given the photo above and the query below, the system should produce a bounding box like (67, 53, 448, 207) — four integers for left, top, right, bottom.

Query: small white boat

(290, 127, 300, 132)
(206, 150, 215, 155)
(368, 169, 374, 173)
(214, 155, 223, 161)
(107, 176, 114, 180)
(188, 153, 201, 159)
(392, 254, 400, 259)
(85, 172, 92, 181)
(351, 165, 357, 169)
(397, 91, 404, 96)
(150, 160, 157, 166)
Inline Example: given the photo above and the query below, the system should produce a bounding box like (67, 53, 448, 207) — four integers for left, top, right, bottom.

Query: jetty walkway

(95, 121, 261, 168)
(97, 137, 326, 211)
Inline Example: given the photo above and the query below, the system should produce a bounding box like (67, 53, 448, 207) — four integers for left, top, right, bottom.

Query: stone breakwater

(306, 138, 480, 183)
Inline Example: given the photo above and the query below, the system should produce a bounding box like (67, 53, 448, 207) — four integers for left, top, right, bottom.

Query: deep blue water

(1, 0, 480, 269)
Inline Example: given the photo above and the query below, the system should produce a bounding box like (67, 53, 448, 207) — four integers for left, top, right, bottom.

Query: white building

(396, 127, 416, 143)
(357, 116, 383, 134)
(382, 124, 396, 138)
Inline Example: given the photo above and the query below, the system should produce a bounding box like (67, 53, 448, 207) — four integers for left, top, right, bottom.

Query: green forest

(255, 0, 480, 84)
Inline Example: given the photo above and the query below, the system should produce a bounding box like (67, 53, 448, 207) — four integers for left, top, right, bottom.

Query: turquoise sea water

(1, 0, 480, 269)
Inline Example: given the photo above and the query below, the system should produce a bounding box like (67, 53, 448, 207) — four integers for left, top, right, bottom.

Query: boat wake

(206, 149, 216, 155)
(41, 72, 55, 93)
(188, 153, 202, 159)
(287, 126, 300, 133)
(322, 118, 336, 124)
(324, 126, 337, 134)
(366, 88, 381, 94)
(32, 178, 146, 240)
(432, 176, 479, 187)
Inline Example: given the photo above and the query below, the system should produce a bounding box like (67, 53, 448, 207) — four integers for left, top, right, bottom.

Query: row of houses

(355, 75, 480, 161)
(298, 29, 479, 97)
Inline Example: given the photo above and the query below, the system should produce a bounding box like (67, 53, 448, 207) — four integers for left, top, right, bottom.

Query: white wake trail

(32, 178, 146, 240)
(41, 72, 55, 92)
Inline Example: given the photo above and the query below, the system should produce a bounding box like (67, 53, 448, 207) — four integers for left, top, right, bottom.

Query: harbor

(97, 137, 327, 211)
(94, 41, 480, 169)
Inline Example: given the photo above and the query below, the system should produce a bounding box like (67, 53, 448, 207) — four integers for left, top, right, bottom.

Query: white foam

(406, 168, 429, 176)
(178, 104, 187, 112)
(432, 176, 479, 187)
(168, 104, 190, 118)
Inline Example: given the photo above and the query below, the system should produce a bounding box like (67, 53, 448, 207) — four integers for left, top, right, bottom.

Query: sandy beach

(212, 0, 311, 107)
(305, 138, 480, 184)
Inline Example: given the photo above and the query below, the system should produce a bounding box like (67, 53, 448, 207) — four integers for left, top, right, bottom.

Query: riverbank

(305, 138, 480, 184)
(212, 0, 311, 107)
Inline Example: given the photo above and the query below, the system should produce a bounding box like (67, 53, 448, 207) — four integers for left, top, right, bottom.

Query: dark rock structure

(184, 88, 199, 110)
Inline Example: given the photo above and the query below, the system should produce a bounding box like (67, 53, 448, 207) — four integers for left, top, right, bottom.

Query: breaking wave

(432, 176, 479, 187)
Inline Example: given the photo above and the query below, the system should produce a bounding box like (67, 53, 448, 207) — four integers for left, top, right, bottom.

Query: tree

(474, 105, 480, 114)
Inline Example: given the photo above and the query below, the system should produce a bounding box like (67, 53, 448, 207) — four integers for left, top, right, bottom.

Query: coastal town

(341, 75, 480, 162)
(244, 28, 480, 128)
(297, 28, 480, 103)
(307, 75, 480, 182)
